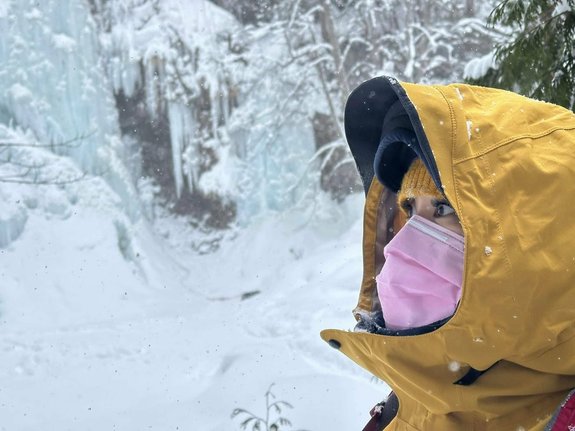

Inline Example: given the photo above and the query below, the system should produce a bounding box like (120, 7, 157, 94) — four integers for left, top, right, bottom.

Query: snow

(0, 152, 387, 429)
(52, 33, 77, 52)
(0, 195, 27, 247)
(0, 0, 139, 221)
(448, 361, 461, 372)
(0, 0, 10, 18)
(464, 52, 497, 80)
(456, 87, 464, 101)
(7, 84, 33, 102)
(0, 1, 504, 428)
(555, 0, 572, 15)
(96, 0, 246, 207)
(198, 145, 237, 198)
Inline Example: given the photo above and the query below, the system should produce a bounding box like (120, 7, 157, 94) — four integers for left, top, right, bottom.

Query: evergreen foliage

(468, 0, 575, 110)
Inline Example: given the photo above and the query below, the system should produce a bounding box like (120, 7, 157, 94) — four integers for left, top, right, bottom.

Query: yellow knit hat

(397, 158, 444, 214)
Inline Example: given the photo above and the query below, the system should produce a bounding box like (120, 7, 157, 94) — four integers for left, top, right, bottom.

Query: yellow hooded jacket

(320, 77, 575, 430)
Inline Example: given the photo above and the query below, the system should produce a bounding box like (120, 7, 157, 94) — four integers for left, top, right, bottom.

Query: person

(320, 76, 575, 430)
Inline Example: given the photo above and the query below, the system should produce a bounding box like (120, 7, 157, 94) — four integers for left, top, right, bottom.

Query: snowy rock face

(90, 0, 243, 227)
(95, 0, 231, 193)
(89, 0, 320, 227)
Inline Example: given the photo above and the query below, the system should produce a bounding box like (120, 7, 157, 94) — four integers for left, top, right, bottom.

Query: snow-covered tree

(222, 0, 498, 202)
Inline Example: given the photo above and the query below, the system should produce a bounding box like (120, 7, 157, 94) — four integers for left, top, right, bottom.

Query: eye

(434, 201, 455, 217)
(401, 199, 413, 217)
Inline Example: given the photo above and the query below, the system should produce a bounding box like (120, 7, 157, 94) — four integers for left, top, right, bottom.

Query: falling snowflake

(455, 87, 464, 100)
(448, 361, 461, 372)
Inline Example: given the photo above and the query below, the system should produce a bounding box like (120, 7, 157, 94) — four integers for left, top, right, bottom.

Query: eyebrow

(430, 198, 450, 206)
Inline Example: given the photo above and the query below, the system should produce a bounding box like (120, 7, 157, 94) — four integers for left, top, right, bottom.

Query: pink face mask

(376, 214, 465, 330)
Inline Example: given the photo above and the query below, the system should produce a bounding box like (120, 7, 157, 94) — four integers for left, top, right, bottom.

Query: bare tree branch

(0, 130, 97, 149)
(0, 172, 88, 185)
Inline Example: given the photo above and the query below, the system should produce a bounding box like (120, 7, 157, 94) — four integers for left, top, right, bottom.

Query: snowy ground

(0, 185, 389, 430)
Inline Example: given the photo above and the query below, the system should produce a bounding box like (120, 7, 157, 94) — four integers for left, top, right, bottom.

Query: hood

(321, 76, 575, 430)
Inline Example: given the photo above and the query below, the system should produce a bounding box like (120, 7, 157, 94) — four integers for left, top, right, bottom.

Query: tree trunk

(319, 0, 350, 103)
(465, 0, 475, 17)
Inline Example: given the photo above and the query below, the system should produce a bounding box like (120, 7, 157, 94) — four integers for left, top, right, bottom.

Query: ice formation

(0, 0, 343, 230)
(0, 0, 141, 221)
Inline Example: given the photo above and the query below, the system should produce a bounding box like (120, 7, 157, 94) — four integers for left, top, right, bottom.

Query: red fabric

(552, 392, 575, 431)
(362, 403, 385, 431)
(363, 391, 575, 430)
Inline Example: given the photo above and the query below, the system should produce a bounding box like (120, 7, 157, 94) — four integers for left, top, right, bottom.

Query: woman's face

(401, 195, 463, 236)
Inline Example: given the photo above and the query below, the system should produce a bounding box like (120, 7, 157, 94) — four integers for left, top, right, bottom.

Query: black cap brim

(344, 76, 441, 194)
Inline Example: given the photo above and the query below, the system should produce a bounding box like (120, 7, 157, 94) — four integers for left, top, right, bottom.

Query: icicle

(167, 102, 185, 197)
(210, 78, 219, 138)
(144, 58, 159, 116)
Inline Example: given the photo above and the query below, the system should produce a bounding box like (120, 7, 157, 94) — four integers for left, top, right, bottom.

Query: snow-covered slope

(0, 186, 388, 430)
